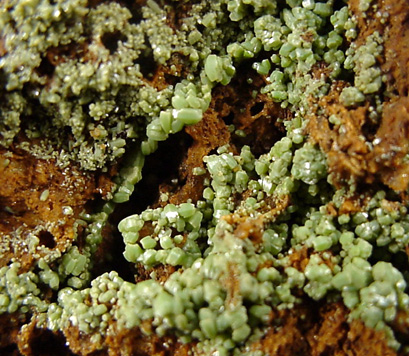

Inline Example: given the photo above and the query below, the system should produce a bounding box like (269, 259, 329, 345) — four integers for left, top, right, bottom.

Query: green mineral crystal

(0, 0, 407, 354)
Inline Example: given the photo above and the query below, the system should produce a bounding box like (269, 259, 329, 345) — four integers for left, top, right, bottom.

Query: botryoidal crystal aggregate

(1, 0, 409, 355)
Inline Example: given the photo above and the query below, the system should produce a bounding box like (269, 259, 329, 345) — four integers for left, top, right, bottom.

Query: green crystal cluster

(1, 0, 408, 355)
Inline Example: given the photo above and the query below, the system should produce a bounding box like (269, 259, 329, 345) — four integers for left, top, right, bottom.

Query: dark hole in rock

(89, 223, 136, 283)
(137, 36, 157, 79)
(390, 251, 409, 279)
(333, 0, 346, 11)
(119, 0, 145, 24)
(130, 9, 143, 24)
(84, 193, 105, 215)
(328, 118, 335, 131)
(30, 329, 75, 356)
(0, 68, 6, 88)
(337, 67, 355, 85)
(103, 131, 192, 282)
(101, 31, 127, 54)
(196, 23, 205, 32)
(362, 119, 380, 143)
(164, 73, 180, 86)
(113, 130, 192, 221)
(250, 102, 264, 116)
(369, 246, 392, 264)
(0, 344, 20, 356)
(223, 111, 235, 125)
(37, 56, 55, 77)
(38, 230, 56, 249)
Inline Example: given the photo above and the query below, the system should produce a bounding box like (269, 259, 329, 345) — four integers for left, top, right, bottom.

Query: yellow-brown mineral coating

(309, 0, 409, 194)
(0, 146, 114, 271)
(249, 303, 395, 356)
